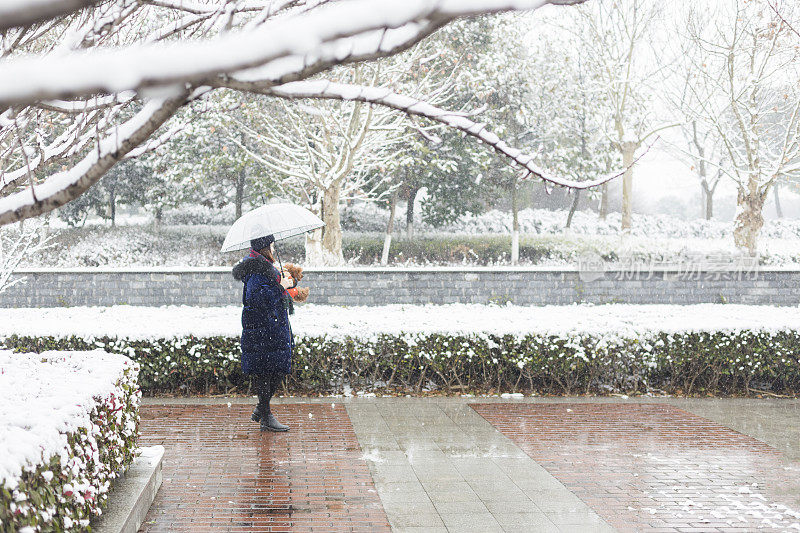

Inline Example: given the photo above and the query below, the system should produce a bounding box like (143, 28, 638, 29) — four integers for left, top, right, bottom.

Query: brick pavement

(471, 402, 800, 533)
(137, 403, 390, 532)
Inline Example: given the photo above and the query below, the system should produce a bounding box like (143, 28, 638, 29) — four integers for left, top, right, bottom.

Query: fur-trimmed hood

(232, 254, 277, 281)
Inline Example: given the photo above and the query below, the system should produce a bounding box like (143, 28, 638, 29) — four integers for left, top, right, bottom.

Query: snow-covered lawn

(0, 350, 139, 531)
(2, 303, 800, 340)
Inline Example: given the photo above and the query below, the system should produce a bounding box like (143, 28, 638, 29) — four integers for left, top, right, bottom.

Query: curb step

(92, 445, 164, 533)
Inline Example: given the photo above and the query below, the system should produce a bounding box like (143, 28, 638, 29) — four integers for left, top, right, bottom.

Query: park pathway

(137, 397, 800, 532)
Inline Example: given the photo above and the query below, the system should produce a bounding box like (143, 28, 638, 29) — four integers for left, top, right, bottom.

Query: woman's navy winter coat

(232, 253, 293, 375)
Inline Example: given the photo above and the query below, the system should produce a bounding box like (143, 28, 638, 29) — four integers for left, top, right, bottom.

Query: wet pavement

(138, 397, 800, 532)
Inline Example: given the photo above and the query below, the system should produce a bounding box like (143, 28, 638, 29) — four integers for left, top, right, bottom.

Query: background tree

(526, 14, 619, 229)
(224, 45, 456, 264)
(684, 0, 800, 254)
(152, 94, 268, 224)
(566, 0, 670, 231)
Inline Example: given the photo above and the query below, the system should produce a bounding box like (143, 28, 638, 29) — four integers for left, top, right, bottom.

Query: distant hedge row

(3, 330, 799, 396)
(274, 233, 611, 266)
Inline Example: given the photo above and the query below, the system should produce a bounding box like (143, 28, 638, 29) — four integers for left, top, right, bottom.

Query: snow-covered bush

(342, 204, 800, 240)
(160, 204, 237, 226)
(0, 350, 140, 532)
(26, 225, 229, 267)
(1, 305, 799, 396)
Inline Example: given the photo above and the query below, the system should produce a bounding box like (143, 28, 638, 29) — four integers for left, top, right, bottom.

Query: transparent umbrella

(221, 203, 324, 253)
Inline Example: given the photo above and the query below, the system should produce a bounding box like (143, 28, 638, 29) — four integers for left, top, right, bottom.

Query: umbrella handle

(275, 242, 284, 278)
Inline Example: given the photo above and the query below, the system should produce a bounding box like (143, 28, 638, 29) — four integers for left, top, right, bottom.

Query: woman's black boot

(261, 412, 289, 432)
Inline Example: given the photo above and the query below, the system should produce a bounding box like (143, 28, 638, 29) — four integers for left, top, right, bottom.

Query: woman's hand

(279, 276, 294, 290)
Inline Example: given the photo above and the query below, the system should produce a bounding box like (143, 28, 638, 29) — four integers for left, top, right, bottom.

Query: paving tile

(376, 489, 432, 504)
(473, 402, 800, 533)
(370, 463, 420, 483)
(482, 499, 543, 515)
(347, 399, 612, 532)
(493, 511, 557, 532)
(411, 464, 463, 483)
(468, 480, 531, 502)
(385, 510, 444, 528)
(374, 481, 428, 496)
(439, 511, 505, 532)
(381, 499, 437, 515)
(431, 500, 490, 514)
(138, 403, 391, 533)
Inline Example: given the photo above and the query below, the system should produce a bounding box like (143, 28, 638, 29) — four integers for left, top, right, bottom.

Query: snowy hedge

(2, 305, 800, 396)
(0, 350, 140, 532)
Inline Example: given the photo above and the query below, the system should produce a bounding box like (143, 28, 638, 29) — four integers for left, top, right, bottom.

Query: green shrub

(3, 330, 799, 397)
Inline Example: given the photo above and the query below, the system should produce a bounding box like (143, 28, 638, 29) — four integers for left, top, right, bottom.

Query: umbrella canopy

(221, 203, 324, 253)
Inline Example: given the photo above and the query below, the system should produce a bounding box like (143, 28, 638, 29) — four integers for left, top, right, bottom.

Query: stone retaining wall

(1, 267, 797, 307)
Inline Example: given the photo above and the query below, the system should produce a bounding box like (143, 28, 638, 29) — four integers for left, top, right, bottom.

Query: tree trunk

(620, 140, 637, 232)
(381, 189, 398, 266)
(599, 182, 609, 219)
(235, 167, 245, 220)
(154, 206, 162, 228)
(566, 190, 580, 229)
(320, 183, 344, 265)
(511, 181, 519, 265)
(700, 184, 707, 219)
(406, 186, 419, 239)
(773, 185, 783, 219)
(109, 188, 116, 227)
(305, 227, 323, 264)
(700, 183, 715, 220)
(733, 181, 766, 256)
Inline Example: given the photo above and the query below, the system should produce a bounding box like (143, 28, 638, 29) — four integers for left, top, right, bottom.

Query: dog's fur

(282, 263, 309, 302)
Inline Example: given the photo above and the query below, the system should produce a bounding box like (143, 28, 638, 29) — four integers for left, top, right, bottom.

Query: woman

(232, 234, 295, 432)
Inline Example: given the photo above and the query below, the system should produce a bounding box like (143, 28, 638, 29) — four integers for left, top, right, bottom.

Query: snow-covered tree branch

(0, 0, 100, 32)
(0, 220, 56, 294)
(0, 0, 602, 229)
(235, 80, 627, 190)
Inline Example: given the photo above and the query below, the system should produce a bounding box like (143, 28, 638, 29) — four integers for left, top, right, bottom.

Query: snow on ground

(0, 350, 134, 489)
(22, 207, 800, 267)
(343, 205, 800, 240)
(2, 304, 800, 341)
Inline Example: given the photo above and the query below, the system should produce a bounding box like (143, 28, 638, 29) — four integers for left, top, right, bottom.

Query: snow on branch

(34, 92, 136, 114)
(0, 92, 189, 225)
(0, 0, 593, 228)
(265, 80, 625, 189)
(0, 0, 584, 107)
(0, 0, 99, 31)
(141, 0, 285, 14)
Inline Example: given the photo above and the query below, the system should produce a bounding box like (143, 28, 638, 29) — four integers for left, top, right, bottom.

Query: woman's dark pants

(253, 371, 286, 418)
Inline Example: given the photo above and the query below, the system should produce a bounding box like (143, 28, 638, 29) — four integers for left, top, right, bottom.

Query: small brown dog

(281, 263, 309, 302)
